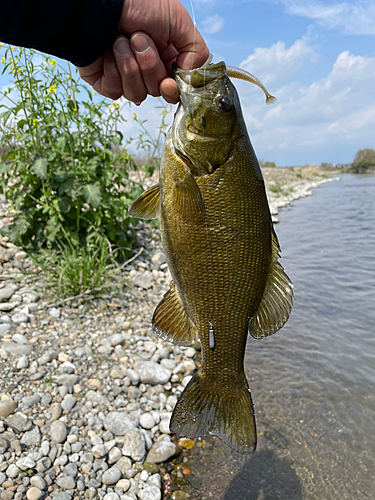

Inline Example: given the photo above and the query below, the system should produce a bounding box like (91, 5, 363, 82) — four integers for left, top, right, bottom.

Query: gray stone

(108, 446, 122, 465)
(151, 250, 166, 269)
(22, 394, 41, 407)
(54, 374, 80, 387)
(6, 462, 20, 478)
(0, 472, 6, 484)
(107, 333, 125, 347)
(56, 476, 76, 489)
(53, 494, 72, 500)
(80, 452, 94, 463)
(133, 272, 153, 289)
(146, 440, 177, 463)
(30, 476, 46, 489)
(49, 402, 62, 421)
(1, 341, 32, 355)
(61, 396, 76, 412)
(114, 456, 132, 474)
(16, 457, 36, 470)
(140, 413, 156, 430)
(126, 368, 140, 385)
(38, 350, 58, 365)
(50, 421, 67, 443)
(122, 429, 146, 462)
(63, 463, 78, 477)
(92, 444, 108, 458)
(133, 361, 171, 385)
(48, 307, 60, 318)
(21, 426, 41, 446)
(0, 399, 16, 417)
(7, 411, 29, 432)
(0, 323, 11, 334)
(138, 486, 161, 500)
(102, 466, 122, 485)
(22, 292, 40, 304)
(58, 361, 75, 374)
(0, 302, 16, 312)
(12, 333, 28, 344)
(159, 419, 171, 434)
(12, 312, 30, 324)
(103, 412, 138, 435)
(17, 356, 29, 369)
(0, 314, 12, 324)
(26, 487, 43, 500)
(0, 286, 17, 301)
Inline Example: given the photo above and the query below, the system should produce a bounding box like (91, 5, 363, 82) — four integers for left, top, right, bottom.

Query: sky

(1, 0, 375, 166)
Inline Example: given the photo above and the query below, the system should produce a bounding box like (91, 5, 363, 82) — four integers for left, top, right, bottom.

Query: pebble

(0, 323, 11, 334)
(7, 412, 29, 432)
(56, 475, 76, 489)
(0, 399, 16, 417)
(140, 413, 156, 430)
(16, 457, 36, 470)
(20, 426, 41, 446)
(0, 286, 17, 301)
(138, 486, 162, 500)
(122, 429, 146, 461)
(29, 476, 46, 489)
(133, 361, 171, 385)
(11, 312, 29, 324)
(50, 420, 67, 443)
(48, 307, 60, 318)
(26, 487, 43, 500)
(102, 466, 122, 485)
(103, 412, 138, 435)
(54, 492, 72, 500)
(146, 441, 177, 463)
(17, 356, 29, 369)
(12, 333, 28, 344)
(61, 396, 76, 412)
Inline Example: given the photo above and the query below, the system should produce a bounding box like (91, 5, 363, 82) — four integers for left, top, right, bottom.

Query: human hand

(78, 0, 209, 105)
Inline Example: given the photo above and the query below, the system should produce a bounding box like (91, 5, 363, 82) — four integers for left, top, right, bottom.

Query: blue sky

(1, 0, 375, 166)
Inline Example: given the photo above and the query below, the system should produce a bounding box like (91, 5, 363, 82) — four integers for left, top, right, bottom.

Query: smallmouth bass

(130, 61, 293, 453)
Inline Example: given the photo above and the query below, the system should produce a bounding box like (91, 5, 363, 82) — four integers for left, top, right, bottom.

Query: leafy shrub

(0, 45, 141, 258)
(350, 148, 375, 173)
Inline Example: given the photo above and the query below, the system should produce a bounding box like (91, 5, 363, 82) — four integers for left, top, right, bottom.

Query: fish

(129, 61, 293, 454)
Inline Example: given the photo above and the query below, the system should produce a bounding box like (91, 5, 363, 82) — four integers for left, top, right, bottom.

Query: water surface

(188, 174, 375, 500)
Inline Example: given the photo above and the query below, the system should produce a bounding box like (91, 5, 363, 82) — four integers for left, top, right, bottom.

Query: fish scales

(129, 61, 293, 453)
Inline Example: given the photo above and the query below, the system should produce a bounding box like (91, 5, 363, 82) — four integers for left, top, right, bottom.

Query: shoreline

(0, 168, 339, 500)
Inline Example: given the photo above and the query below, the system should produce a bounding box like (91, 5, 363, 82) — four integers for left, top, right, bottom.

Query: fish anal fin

(249, 226, 294, 339)
(152, 281, 197, 346)
(170, 371, 256, 454)
(129, 184, 160, 219)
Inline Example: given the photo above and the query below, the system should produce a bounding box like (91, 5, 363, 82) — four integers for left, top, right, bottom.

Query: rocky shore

(0, 167, 338, 500)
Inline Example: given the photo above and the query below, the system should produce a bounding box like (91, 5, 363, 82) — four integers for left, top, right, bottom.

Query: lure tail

(170, 370, 257, 454)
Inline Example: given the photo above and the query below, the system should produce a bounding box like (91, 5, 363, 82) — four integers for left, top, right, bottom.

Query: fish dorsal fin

(129, 184, 160, 219)
(152, 281, 198, 346)
(249, 226, 294, 339)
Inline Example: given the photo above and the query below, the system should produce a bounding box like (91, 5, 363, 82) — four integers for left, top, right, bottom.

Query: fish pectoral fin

(173, 172, 205, 221)
(128, 184, 160, 219)
(249, 226, 294, 339)
(152, 281, 198, 346)
(170, 371, 257, 454)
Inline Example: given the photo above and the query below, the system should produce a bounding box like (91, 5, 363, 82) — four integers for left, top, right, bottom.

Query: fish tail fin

(170, 371, 256, 454)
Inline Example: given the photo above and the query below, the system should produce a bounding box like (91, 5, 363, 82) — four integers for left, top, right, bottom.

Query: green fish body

(130, 62, 293, 453)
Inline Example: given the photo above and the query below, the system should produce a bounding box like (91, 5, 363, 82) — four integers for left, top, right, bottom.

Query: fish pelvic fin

(249, 225, 294, 339)
(128, 184, 160, 219)
(170, 371, 257, 454)
(152, 281, 198, 346)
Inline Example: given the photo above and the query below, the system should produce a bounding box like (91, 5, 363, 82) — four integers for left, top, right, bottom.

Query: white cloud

(200, 14, 225, 34)
(279, 0, 375, 36)
(240, 35, 319, 85)
(236, 49, 375, 164)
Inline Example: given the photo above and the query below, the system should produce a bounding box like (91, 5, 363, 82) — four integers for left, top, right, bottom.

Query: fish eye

(217, 96, 233, 112)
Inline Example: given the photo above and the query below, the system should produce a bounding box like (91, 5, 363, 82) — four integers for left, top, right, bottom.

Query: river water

(184, 174, 375, 500)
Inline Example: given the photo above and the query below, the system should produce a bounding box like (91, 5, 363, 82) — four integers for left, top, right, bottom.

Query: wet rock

(133, 361, 171, 385)
(146, 440, 177, 463)
(21, 426, 41, 446)
(0, 399, 16, 417)
(103, 411, 138, 435)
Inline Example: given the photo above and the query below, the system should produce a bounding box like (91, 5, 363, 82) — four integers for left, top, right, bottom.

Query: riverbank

(0, 167, 339, 500)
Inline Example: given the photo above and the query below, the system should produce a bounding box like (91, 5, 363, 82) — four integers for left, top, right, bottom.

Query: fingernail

(131, 34, 151, 54)
(114, 38, 131, 57)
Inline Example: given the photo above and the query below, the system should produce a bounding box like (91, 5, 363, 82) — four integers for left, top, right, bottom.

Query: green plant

(349, 148, 375, 173)
(0, 45, 139, 257)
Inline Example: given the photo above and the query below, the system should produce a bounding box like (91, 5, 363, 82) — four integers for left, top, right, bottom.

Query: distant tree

(350, 148, 375, 173)
(263, 161, 277, 168)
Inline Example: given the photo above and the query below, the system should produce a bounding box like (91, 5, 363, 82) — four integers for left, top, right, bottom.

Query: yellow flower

(1, 58, 5, 64)
(93, 91, 97, 95)
(0, 43, 3, 47)
(17, 68, 21, 73)
(49, 59, 56, 65)
(163, 109, 168, 115)
(32, 119, 38, 126)
(133, 113, 137, 120)
(114, 102, 119, 109)
(48, 85, 57, 93)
